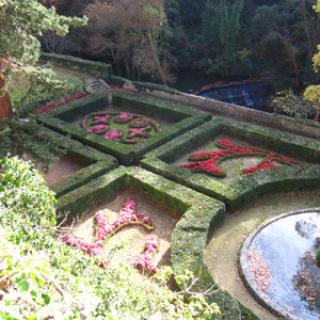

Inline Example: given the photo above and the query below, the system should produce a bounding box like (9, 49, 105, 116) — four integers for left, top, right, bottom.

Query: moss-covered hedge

(112, 75, 183, 95)
(57, 166, 248, 319)
(37, 91, 211, 165)
(34, 126, 118, 197)
(41, 52, 112, 82)
(142, 118, 320, 210)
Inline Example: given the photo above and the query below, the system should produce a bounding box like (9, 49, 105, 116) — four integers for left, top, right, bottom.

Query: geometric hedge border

(56, 165, 252, 319)
(141, 117, 320, 210)
(56, 165, 223, 285)
(37, 91, 211, 165)
(41, 52, 113, 83)
(34, 126, 118, 197)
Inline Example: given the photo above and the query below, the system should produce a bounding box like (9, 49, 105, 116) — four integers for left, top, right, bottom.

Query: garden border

(239, 208, 320, 319)
(34, 126, 118, 197)
(141, 118, 320, 210)
(112, 75, 183, 95)
(56, 166, 226, 278)
(147, 89, 320, 140)
(37, 91, 211, 165)
(57, 166, 250, 319)
(41, 52, 112, 82)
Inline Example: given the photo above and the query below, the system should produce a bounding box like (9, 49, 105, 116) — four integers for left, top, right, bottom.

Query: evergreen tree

(218, 0, 244, 68)
(0, 0, 87, 109)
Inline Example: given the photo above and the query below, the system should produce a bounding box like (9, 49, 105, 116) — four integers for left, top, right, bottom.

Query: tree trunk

(0, 92, 12, 122)
(0, 66, 13, 122)
(147, 32, 167, 85)
(301, 0, 315, 61)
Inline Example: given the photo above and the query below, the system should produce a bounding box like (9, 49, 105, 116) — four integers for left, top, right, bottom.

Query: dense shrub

(272, 89, 314, 120)
(0, 157, 221, 319)
(316, 239, 320, 267)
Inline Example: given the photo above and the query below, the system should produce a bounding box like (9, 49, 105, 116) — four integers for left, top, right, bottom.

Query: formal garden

(2, 1, 320, 320)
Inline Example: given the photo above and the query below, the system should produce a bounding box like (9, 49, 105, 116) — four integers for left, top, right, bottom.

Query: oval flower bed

(81, 111, 162, 144)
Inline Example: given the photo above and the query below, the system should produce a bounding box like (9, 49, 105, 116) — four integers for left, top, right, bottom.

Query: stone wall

(147, 90, 320, 140)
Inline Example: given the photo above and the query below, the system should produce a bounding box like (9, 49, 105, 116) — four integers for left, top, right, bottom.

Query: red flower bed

(34, 91, 89, 114)
(181, 139, 299, 177)
(62, 199, 159, 273)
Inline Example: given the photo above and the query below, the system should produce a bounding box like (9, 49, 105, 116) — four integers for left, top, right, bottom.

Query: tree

(0, 0, 87, 111)
(304, 1, 320, 120)
(79, 0, 174, 84)
(217, 0, 244, 73)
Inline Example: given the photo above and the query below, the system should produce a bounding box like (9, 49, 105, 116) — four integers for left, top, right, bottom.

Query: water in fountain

(240, 209, 320, 320)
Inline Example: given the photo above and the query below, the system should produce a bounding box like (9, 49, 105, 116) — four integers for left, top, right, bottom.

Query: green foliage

(272, 89, 314, 119)
(8, 64, 83, 111)
(201, 0, 218, 49)
(317, 241, 320, 267)
(0, 0, 87, 109)
(0, 0, 86, 65)
(304, 85, 320, 112)
(218, 0, 244, 51)
(0, 119, 70, 167)
(203, 0, 246, 75)
(0, 157, 221, 319)
(304, 1, 320, 115)
(0, 156, 56, 246)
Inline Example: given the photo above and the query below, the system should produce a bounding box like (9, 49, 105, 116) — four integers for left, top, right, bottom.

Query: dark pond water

(240, 210, 320, 320)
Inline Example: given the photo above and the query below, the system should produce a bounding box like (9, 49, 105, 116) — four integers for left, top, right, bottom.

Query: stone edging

(139, 89, 320, 140)
(239, 208, 320, 319)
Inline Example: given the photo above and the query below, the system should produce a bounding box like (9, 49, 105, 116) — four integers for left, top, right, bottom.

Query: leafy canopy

(0, 157, 221, 319)
(0, 0, 87, 108)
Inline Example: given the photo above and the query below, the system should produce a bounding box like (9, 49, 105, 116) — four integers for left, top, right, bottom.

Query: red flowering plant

(181, 139, 299, 178)
(62, 199, 159, 273)
(35, 91, 89, 114)
(81, 111, 162, 144)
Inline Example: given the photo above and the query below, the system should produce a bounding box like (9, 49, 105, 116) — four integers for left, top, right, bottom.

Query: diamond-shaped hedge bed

(37, 91, 211, 165)
(142, 118, 320, 210)
(56, 166, 225, 286)
(32, 126, 118, 197)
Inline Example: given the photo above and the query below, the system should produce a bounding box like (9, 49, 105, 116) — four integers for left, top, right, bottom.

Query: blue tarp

(198, 81, 274, 112)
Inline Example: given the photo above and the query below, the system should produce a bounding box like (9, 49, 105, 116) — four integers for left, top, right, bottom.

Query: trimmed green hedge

(37, 91, 211, 165)
(57, 166, 246, 319)
(142, 118, 320, 210)
(41, 52, 112, 82)
(112, 75, 183, 95)
(57, 166, 241, 317)
(34, 126, 118, 197)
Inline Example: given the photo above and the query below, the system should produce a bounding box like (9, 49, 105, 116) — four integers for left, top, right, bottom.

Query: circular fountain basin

(240, 209, 320, 320)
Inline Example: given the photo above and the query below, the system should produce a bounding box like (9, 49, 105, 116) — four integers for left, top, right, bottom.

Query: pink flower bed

(81, 111, 162, 144)
(62, 199, 159, 273)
